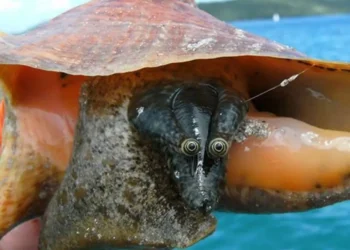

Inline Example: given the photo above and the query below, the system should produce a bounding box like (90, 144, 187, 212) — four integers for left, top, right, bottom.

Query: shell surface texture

(0, 0, 349, 249)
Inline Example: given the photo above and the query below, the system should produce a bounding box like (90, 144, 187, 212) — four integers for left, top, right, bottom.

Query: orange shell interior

(0, 65, 85, 234)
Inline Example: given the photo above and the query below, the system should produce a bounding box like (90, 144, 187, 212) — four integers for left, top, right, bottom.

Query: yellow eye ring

(208, 138, 229, 157)
(181, 138, 200, 156)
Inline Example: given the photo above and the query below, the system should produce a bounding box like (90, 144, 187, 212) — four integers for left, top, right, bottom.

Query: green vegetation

(198, 0, 350, 21)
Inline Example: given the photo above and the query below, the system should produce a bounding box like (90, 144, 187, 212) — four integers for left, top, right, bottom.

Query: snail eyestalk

(181, 138, 201, 156)
(208, 138, 229, 158)
(128, 81, 248, 213)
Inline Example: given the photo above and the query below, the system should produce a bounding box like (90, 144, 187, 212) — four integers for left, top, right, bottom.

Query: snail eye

(181, 138, 200, 156)
(208, 138, 229, 157)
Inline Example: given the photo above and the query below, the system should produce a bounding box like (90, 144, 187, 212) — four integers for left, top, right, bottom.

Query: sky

(0, 0, 230, 34)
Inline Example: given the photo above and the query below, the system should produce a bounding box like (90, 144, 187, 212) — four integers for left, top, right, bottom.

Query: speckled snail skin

(0, 0, 349, 249)
(128, 82, 248, 212)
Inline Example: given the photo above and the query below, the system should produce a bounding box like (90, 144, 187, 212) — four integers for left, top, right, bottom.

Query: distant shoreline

(16, 2, 350, 35)
(198, 0, 350, 21)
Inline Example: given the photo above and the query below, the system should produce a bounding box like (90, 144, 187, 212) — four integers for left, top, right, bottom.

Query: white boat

(272, 13, 280, 22)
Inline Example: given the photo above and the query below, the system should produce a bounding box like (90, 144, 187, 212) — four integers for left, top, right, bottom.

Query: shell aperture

(128, 81, 248, 212)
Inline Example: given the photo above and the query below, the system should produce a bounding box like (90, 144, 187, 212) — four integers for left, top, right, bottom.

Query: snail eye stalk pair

(181, 138, 229, 158)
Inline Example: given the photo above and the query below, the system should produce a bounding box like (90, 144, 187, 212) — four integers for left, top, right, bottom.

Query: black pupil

(187, 142, 196, 151)
(215, 142, 223, 152)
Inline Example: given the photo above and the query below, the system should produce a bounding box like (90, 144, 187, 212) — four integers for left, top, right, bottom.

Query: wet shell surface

(0, 0, 349, 249)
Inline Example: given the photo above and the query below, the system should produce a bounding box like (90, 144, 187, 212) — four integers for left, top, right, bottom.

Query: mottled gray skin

(39, 78, 216, 250)
(128, 81, 248, 213)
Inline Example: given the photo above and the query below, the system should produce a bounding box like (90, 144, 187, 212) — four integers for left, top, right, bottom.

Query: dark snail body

(128, 81, 248, 213)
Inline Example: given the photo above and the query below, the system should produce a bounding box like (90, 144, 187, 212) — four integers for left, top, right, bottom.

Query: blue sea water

(186, 14, 350, 250)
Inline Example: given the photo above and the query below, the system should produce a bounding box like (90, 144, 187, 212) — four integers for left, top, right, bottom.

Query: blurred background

(1, 0, 350, 249)
(1, 0, 350, 34)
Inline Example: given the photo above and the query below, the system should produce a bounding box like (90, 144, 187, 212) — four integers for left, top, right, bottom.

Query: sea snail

(128, 81, 248, 212)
